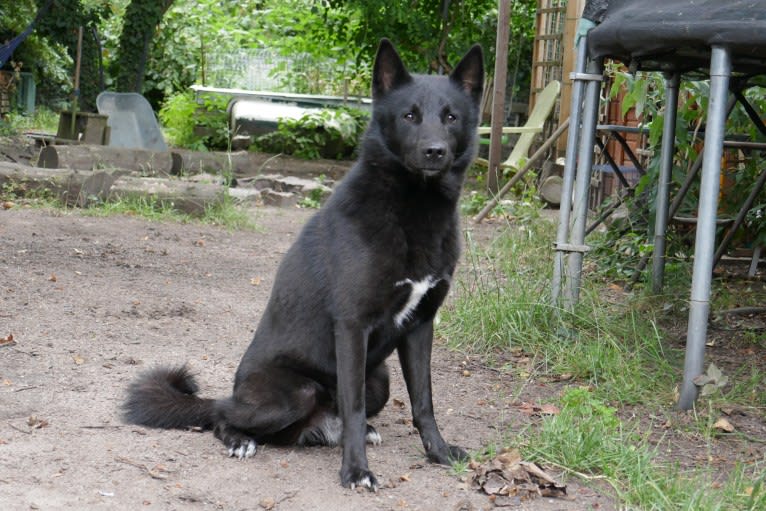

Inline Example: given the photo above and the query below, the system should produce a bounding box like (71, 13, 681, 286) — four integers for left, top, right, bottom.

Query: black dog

(123, 39, 484, 491)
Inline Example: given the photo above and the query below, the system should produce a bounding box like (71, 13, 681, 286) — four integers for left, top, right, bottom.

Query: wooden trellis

(530, 0, 566, 110)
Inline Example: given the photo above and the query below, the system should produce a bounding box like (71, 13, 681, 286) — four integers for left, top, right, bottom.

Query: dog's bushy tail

(122, 365, 217, 430)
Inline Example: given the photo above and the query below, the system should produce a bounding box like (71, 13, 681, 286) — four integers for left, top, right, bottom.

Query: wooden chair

(476, 80, 561, 174)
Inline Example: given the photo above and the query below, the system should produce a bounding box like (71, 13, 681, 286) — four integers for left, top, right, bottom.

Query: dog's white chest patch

(394, 276, 439, 327)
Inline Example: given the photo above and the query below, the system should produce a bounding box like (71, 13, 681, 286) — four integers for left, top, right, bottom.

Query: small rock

(261, 189, 299, 208)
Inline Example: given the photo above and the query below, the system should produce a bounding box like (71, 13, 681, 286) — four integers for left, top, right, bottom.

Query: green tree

(0, 0, 72, 109)
(33, 0, 107, 111)
(113, 0, 174, 92)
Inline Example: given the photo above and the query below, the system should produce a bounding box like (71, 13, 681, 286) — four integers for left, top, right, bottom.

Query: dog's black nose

(423, 144, 447, 160)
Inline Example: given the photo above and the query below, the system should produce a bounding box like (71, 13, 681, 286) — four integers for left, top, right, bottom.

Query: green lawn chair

(476, 80, 561, 174)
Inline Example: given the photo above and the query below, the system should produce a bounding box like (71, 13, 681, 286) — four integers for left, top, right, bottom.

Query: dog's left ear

(449, 44, 484, 104)
(372, 38, 413, 99)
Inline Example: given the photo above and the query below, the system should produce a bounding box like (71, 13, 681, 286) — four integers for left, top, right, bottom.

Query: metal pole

(651, 72, 680, 294)
(713, 166, 766, 266)
(678, 46, 731, 410)
(552, 38, 587, 305)
(625, 97, 736, 292)
(563, 56, 603, 310)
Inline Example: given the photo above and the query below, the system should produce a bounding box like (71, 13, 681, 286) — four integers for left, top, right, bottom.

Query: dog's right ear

(372, 38, 412, 99)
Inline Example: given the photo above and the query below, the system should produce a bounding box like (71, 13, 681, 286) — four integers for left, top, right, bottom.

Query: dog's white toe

(228, 440, 257, 459)
(365, 429, 382, 446)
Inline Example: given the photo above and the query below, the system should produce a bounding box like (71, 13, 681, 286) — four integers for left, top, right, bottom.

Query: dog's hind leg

(295, 362, 389, 447)
(363, 362, 389, 445)
(213, 369, 321, 458)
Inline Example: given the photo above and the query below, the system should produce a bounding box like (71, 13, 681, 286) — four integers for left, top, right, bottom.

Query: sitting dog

(123, 38, 484, 491)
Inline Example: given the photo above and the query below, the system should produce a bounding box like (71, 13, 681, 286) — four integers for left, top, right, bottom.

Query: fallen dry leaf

(0, 333, 16, 348)
(470, 454, 568, 503)
(399, 473, 411, 482)
(516, 402, 560, 416)
(496, 448, 522, 467)
(250, 277, 262, 286)
(48, 273, 57, 282)
(73, 355, 85, 365)
(392, 398, 406, 409)
(713, 417, 735, 433)
(259, 497, 276, 510)
(2, 201, 15, 209)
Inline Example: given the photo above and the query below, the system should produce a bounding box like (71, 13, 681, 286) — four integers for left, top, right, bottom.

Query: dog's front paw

(427, 444, 468, 465)
(227, 438, 257, 459)
(340, 466, 379, 491)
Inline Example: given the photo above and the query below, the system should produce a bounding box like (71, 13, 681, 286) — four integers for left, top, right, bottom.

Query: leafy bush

(159, 91, 229, 150)
(253, 107, 369, 160)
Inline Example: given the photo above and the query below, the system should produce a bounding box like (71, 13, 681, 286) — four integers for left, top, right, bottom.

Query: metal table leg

(563, 55, 604, 310)
(552, 38, 588, 305)
(652, 72, 681, 294)
(678, 46, 732, 410)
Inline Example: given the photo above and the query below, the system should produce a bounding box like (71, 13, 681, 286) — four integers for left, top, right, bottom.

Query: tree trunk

(37, 145, 182, 176)
(115, 0, 175, 93)
(174, 149, 352, 180)
(109, 176, 226, 215)
(1, 162, 226, 215)
(0, 162, 127, 207)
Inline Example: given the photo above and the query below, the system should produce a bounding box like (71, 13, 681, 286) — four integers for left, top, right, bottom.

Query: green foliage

(601, 65, 766, 280)
(141, 1, 266, 103)
(446, 212, 765, 508)
(525, 387, 632, 476)
(327, 0, 534, 77)
(0, 106, 59, 135)
(82, 191, 256, 230)
(103, 0, 536, 105)
(253, 107, 369, 160)
(158, 91, 229, 150)
(522, 388, 766, 509)
(0, 1, 73, 109)
(32, 0, 108, 111)
(441, 218, 677, 405)
(113, 0, 174, 93)
(297, 176, 330, 209)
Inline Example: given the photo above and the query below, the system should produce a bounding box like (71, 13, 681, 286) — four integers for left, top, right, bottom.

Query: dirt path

(0, 206, 612, 510)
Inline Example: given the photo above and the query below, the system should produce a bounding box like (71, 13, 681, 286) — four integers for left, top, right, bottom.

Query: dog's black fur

(123, 39, 484, 491)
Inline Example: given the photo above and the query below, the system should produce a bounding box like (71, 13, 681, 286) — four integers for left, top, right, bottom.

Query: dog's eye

(403, 112, 416, 121)
(446, 113, 457, 123)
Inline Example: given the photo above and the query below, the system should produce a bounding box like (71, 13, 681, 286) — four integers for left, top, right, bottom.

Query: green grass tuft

(441, 212, 765, 509)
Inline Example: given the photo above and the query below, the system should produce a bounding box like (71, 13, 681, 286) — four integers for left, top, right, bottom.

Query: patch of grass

(1, 180, 63, 208)
(82, 195, 190, 222)
(80, 193, 257, 230)
(521, 388, 766, 510)
(443, 210, 765, 509)
(0, 106, 59, 135)
(442, 218, 676, 406)
(202, 195, 259, 231)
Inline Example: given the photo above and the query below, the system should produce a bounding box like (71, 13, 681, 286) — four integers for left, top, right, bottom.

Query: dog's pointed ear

(449, 44, 484, 104)
(372, 38, 412, 99)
